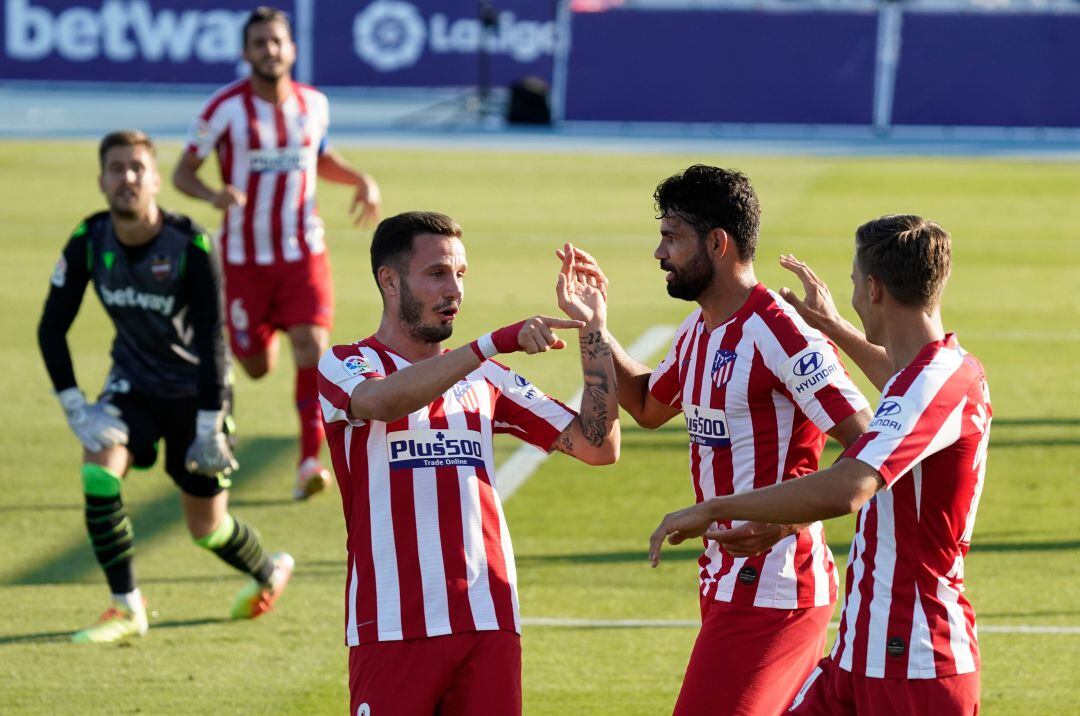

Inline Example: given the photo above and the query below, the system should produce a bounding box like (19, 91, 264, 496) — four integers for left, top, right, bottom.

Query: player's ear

(377, 265, 398, 298)
(709, 228, 729, 258)
(867, 274, 885, 304)
(97, 172, 106, 194)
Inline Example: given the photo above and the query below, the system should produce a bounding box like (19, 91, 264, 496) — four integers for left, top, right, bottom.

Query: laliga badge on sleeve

(343, 354, 373, 376)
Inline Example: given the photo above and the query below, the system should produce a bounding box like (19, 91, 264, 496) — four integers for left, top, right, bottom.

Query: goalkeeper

(36, 130, 292, 644)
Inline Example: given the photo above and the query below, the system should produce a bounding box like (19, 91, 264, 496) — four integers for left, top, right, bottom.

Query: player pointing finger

(317, 211, 619, 716)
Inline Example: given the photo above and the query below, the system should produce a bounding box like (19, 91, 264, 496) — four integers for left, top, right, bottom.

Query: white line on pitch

(520, 617, 1080, 635)
(498, 324, 675, 501)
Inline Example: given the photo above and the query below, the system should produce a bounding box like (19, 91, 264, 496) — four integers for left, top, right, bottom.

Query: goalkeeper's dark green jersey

(37, 210, 226, 410)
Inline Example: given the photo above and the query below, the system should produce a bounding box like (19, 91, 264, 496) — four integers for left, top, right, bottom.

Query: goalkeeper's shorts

(98, 387, 229, 498)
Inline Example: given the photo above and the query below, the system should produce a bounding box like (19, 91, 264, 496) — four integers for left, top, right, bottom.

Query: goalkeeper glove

(184, 409, 239, 476)
(57, 387, 129, 453)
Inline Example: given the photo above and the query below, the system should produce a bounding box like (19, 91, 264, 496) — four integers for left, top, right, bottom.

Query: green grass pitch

(1, 141, 1077, 714)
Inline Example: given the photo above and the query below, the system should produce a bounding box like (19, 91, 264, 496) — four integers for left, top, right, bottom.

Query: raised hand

(778, 254, 843, 332)
(556, 244, 609, 300)
(555, 242, 606, 326)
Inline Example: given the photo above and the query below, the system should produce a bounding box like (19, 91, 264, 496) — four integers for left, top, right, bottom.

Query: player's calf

(193, 513, 275, 586)
(82, 464, 135, 595)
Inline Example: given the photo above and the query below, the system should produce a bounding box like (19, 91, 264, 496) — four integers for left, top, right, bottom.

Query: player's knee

(289, 327, 327, 367)
(82, 463, 123, 498)
(192, 513, 234, 547)
(238, 354, 272, 379)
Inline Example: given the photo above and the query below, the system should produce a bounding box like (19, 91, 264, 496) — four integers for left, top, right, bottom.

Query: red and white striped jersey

(317, 337, 576, 646)
(185, 79, 330, 267)
(649, 284, 870, 609)
(833, 334, 990, 679)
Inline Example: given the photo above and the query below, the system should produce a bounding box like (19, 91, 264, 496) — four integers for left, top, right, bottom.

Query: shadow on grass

(0, 629, 73, 645)
(517, 538, 1080, 568)
(969, 539, 1080, 553)
(0, 617, 233, 646)
(992, 417, 1080, 427)
(0, 503, 83, 514)
(2, 436, 293, 587)
(979, 609, 1080, 619)
(152, 616, 232, 631)
(516, 549, 700, 566)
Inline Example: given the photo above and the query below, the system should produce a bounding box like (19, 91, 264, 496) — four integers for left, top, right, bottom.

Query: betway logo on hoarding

(353, 0, 555, 72)
(4, 0, 246, 63)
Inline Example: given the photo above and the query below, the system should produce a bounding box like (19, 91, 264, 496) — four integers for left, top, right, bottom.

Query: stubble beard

(400, 279, 454, 344)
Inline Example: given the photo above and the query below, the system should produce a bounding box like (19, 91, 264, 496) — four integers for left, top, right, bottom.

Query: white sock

(111, 588, 144, 613)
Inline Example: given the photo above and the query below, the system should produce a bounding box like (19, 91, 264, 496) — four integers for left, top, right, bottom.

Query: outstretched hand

(471, 315, 585, 360)
(649, 502, 717, 567)
(555, 242, 607, 325)
(778, 254, 843, 332)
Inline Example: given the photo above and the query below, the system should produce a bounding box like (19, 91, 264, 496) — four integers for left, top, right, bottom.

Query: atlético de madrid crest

(712, 349, 737, 388)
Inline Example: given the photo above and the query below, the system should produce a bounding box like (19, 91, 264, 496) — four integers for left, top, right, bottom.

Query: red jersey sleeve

(490, 365, 576, 452)
(843, 348, 986, 488)
(317, 345, 384, 428)
(648, 314, 699, 408)
(184, 83, 242, 158)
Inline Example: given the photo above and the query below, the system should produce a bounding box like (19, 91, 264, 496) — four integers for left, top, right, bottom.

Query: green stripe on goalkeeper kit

(81, 463, 122, 498)
(194, 513, 235, 550)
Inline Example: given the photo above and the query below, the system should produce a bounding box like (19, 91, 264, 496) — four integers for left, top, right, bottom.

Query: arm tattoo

(580, 371, 611, 447)
(580, 330, 612, 361)
(554, 429, 575, 454)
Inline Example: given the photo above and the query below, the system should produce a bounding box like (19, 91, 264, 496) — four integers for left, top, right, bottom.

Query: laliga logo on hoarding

(353, 0, 427, 72)
(353, 0, 556, 72)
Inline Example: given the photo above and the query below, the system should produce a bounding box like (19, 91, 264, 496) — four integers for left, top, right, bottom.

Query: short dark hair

(371, 211, 463, 294)
(654, 165, 760, 262)
(855, 214, 952, 309)
(243, 6, 292, 47)
(98, 130, 155, 169)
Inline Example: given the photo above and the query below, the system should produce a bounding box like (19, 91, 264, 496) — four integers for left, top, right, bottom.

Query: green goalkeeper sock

(195, 514, 274, 584)
(82, 464, 135, 594)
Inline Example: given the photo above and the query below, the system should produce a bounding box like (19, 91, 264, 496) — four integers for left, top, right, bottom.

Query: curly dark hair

(654, 165, 761, 262)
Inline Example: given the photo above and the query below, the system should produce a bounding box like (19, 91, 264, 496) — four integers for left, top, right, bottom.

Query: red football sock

(295, 366, 324, 464)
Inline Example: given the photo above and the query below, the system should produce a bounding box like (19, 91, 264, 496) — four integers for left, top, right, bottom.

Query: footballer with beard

(316, 211, 620, 715)
(563, 166, 873, 716)
(174, 6, 383, 502)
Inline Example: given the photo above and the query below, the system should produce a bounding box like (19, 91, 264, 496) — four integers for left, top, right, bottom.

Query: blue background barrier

(892, 12, 1080, 128)
(1, 0, 1077, 129)
(563, 9, 878, 125)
